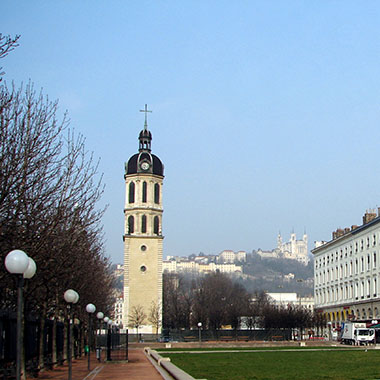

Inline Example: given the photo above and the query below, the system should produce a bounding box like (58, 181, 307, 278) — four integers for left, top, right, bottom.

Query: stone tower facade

(123, 107, 164, 333)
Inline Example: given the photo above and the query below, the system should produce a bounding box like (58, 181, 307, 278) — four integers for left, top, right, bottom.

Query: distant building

(267, 292, 314, 311)
(162, 258, 242, 274)
(284, 273, 295, 281)
(113, 293, 124, 327)
(218, 250, 247, 263)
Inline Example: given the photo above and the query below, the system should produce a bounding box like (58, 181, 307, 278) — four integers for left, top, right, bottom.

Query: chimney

(351, 225, 358, 231)
(344, 227, 350, 234)
(332, 231, 337, 240)
(336, 228, 344, 237)
(363, 211, 377, 225)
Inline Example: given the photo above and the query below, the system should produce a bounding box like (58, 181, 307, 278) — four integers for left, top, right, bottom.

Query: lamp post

(86, 304, 96, 371)
(106, 319, 112, 361)
(197, 322, 202, 344)
(5, 250, 36, 380)
(96, 312, 104, 362)
(64, 289, 79, 380)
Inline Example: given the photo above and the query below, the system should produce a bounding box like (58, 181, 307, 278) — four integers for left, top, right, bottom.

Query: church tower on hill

(123, 105, 164, 333)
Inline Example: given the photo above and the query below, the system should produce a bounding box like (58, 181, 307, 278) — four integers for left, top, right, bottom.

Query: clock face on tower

(140, 161, 150, 171)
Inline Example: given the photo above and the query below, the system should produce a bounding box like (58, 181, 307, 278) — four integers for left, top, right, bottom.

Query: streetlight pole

(96, 312, 104, 362)
(198, 322, 202, 344)
(64, 289, 79, 380)
(86, 303, 96, 371)
(5, 250, 37, 380)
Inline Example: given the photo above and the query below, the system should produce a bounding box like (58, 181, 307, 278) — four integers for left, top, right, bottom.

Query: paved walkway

(26, 349, 163, 380)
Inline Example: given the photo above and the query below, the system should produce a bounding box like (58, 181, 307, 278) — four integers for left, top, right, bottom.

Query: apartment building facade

(313, 210, 380, 326)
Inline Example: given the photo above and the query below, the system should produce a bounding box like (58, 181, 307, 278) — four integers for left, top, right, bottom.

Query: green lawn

(161, 349, 380, 380)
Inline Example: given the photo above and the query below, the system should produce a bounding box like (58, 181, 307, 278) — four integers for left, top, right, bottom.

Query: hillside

(236, 252, 314, 296)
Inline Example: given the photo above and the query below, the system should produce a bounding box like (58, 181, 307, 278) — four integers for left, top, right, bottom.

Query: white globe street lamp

(95, 312, 104, 362)
(5, 250, 36, 380)
(105, 318, 112, 361)
(198, 322, 202, 343)
(23, 257, 37, 279)
(4, 250, 29, 274)
(86, 304, 96, 370)
(64, 289, 79, 380)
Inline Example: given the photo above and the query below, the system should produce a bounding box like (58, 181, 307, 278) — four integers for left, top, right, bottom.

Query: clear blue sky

(2, 1, 380, 263)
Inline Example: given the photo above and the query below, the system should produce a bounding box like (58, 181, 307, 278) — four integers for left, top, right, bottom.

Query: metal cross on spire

(140, 104, 152, 131)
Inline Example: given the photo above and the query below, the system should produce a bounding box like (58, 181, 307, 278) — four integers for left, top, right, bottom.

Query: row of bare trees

(163, 272, 326, 334)
(0, 34, 114, 372)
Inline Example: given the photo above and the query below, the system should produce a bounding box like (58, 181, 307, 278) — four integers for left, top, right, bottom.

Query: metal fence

(96, 331, 128, 361)
(0, 311, 129, 378)
(161, 328, 293, 342)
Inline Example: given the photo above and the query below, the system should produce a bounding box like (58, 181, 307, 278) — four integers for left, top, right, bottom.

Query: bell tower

(123, 105, 164, 333)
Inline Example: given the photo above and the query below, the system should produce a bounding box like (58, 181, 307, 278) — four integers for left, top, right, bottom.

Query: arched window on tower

(154, 216, 159, 235)
(141, 215, 147, 233)
(128, 215, 134, 234)
(142, 181, 147, 203)
(154, 183, 160, 204)
(129, 182, 135, 203)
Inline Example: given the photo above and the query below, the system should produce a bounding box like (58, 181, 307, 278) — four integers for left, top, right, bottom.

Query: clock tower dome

(123, 105, 164, 333)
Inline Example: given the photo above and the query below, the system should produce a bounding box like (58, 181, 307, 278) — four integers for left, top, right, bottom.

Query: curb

(144, 347, 196, 380)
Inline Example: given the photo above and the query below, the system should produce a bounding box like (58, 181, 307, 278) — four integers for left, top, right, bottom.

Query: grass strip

(161, 350, 380, 380)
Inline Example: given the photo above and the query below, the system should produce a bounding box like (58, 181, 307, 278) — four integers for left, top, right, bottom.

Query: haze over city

(2, 1, 380, 263)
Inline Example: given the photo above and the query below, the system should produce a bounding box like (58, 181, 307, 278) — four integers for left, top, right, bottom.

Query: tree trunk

(52, 317, 57, 366)
(38, 302, 47, 370)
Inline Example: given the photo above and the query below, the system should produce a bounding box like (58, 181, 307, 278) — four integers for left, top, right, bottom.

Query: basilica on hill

(256, 232, 309, 265)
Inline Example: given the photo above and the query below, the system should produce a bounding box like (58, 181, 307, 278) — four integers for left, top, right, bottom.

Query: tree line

(163, 272, 326, 335)
(0, 34, 114, 373)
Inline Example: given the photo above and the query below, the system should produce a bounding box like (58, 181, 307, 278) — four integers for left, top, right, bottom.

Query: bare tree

(0, 33, 20, 80)
(0, 81, 113, 373)
(148, 301, 162, 339)
(128, 305, 147, 342)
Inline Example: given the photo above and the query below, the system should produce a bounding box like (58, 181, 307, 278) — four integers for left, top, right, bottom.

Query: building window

(141, 245, 147, 252)
(374, 277, 377, 297)
(129, 182, 135, 203)
(154, 216, 159, 235)
(374, 234, 377, 246)
(361, 257, 364, 272)
(128, 215, 134, 234)
(141, 215, 147, 233)
(367, 255, 371, 271)
(374, 253, 377, 269)
(154, 183, 160, 204)
(140, 265, 147, 273)
(142, 181, 147, 203)
(367, 279, 371, 297)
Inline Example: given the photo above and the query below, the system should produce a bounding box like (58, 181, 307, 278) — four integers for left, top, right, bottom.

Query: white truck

(341, 322, 375, 345)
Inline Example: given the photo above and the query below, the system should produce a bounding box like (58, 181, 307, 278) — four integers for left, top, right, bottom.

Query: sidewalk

(26, 349, 163, 380)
